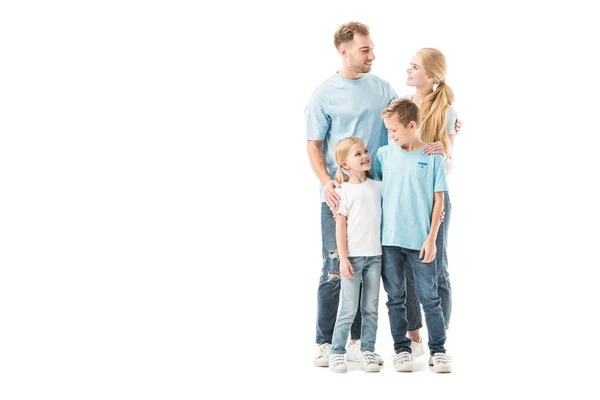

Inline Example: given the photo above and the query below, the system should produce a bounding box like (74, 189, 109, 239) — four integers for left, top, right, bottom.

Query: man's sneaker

(346, 340, 384, 365)
(429, 353, 452, 373)
(314, 343, 331, 367)
(393, 352, 414, 372)
(329, 354, 348, 373)
(360, 351, 381, 372)
(411, 339, 425, 359)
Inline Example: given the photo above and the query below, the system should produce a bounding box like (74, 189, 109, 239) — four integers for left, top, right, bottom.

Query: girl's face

(406, 55, 431, 88)
(342, 142, 371, 172)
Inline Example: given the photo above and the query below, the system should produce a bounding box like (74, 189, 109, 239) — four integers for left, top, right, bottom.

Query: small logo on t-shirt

(418, 162, 428, 166)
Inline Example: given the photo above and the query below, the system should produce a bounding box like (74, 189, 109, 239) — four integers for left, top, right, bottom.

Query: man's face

(341, 34, 375, 73)
(384, 115, 416, 146)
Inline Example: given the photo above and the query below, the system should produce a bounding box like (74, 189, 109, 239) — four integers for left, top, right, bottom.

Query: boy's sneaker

(314, 343, 331, 367)
(411, 339, 425, 359)
(429, 353, 452, 373)
(393, 351, 414, 372)
(346, 340, 384, 365)
(329, 354, 348, 373)
(360, 351, 381, 372)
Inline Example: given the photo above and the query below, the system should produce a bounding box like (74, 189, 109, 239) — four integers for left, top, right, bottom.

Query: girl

(328, 137, 383, 373)
(403, 48, 459, 362)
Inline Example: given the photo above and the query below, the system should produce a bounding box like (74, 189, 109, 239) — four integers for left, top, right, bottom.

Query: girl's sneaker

(360, 351, 381, 372)
(329, 354, 348, 373)
(429, 353, 452, 373)
(346, 340, 384, 365)
(393, 352, 413, 372)
(314, 343, 331, 367)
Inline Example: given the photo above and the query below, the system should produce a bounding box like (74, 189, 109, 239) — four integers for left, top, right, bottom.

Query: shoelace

(320, 344, 331, 358)
(362, 352, 377, 365)
(433, 354, 452, 364)
(395, 353, 411, 364)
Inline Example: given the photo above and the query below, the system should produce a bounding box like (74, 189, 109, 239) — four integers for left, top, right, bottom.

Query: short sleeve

(334, 187, 349, 217)
(433, 154, 448, 193)
(388, 85, 399, 104)
(305, 94, 330, 141)
(373, 149, 383, 181)
(446, 106, 458, 135)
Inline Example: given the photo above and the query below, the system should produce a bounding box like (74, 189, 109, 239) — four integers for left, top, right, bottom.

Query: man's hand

(340, 257, 354, 279)
(423, 141, 446, 157)
(419, 238, 437, 263)
(324, 179, 341, 210)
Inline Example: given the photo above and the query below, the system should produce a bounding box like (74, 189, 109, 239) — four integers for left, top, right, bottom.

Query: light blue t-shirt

(305, 73, 397, 200)
(374, 144, 448, 251)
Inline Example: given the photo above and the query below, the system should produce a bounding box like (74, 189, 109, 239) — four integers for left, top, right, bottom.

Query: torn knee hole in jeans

(327, 272, 340, 281)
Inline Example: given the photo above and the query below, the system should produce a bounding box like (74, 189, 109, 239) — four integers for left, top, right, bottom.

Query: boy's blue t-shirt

(304, 73, 397, 197)
(374, 144, 448, 251)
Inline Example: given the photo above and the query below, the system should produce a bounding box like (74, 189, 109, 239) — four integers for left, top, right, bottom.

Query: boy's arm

(335, 214, 354, 279)
(421, 192, 444, 263)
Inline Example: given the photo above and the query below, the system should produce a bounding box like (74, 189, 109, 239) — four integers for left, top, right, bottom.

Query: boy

(374, 98, 452, 373)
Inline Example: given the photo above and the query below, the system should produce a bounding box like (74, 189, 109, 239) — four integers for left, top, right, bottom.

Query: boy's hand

(323, 180, 341, 210)
(419, 238, 437, 263)
(340, 257, 354, 279)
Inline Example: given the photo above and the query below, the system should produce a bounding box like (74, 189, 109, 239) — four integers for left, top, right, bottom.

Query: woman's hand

(424, 141, 446, 158)
(455, 119, 462, 134)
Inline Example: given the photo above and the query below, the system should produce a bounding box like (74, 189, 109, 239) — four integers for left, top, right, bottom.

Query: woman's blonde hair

(416, 48, 455, 154)
(333, 137, 372, 184)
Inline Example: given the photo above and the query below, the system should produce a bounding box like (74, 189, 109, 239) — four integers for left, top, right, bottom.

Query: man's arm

(307, 140, 341, 208)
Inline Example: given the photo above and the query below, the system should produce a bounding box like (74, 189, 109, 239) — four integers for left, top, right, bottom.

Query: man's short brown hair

(381, 98, 421, 127)
(334, 22, 370, 50)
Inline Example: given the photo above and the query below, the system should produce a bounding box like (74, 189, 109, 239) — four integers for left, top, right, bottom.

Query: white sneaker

(314, 343, 331, 367)
(429, 353, 452, 373)
(329, 354, 348, 373)
(393, 351, 413, 372)
(360, 351, 381, 372)
(346, 340, 384, 365)
(410, 339, 425, 359)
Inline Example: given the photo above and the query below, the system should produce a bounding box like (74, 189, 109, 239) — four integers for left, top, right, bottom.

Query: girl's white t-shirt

(334, 178, 382, 257)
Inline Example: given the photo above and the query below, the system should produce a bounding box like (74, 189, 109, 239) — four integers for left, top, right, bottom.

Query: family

(305, 22, 461, 374)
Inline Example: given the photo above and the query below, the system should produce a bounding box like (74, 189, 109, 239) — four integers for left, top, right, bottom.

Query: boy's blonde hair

(380, 98, 420, 127)
(416, 48, 455, 154)
(333, 137, 373, 184)
(334, 22, 370, 50)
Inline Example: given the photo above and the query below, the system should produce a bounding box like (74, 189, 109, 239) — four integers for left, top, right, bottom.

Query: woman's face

(406, 56, 430, 88)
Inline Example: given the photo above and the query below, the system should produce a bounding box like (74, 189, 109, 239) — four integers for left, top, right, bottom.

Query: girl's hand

(340, 258, 354, 279)
(455, 119, 462, 134)
(424, 141, 446, 157)
(419, 238, 437, 263)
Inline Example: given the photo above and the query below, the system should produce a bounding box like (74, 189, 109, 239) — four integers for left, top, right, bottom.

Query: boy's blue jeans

(405, 192, 452, 330)
(382, 245, 447, 355)
(316, 202, 362, 345)
(331, 256, 382, 354)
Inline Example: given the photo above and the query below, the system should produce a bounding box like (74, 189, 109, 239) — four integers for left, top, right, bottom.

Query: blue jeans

(316, 202, 362, 344)
(332, 256, 382, 354)
(382, 246, 446, 355)
(405, 192, 452, 331)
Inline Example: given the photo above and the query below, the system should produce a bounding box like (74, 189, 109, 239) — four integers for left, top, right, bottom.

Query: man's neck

(338, 67, 364, 80)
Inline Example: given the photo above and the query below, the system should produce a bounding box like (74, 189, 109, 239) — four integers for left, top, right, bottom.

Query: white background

(1, 0, 599, 398)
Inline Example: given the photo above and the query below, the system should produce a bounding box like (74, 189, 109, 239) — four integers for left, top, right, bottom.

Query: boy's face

(384, 115, 416, 146)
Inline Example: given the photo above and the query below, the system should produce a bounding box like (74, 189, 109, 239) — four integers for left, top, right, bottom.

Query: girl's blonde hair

(416, 48, 455, 154)
(333, 137, 372, 184)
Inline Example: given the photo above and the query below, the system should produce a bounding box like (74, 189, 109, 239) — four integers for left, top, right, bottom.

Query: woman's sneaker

(393, 352, 414, 372)
(329, 354, 348, 373)
(314, 343, 331, 367)
(429, 353, 452, 373)
(346, 340, 384, 365)
(410, 339, 425, 359)
(360, 351, 381, 372)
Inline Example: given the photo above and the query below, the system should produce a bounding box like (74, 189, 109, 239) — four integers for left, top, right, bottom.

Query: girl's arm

(335, 214, 354, 279)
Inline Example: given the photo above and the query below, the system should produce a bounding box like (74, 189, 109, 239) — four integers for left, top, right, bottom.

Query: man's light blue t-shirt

(305, 73, 397, 200)
(374, 144, 448, 251)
